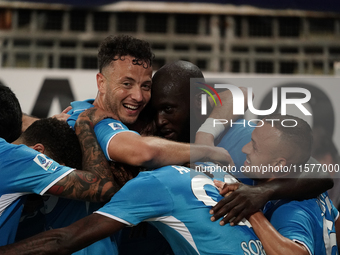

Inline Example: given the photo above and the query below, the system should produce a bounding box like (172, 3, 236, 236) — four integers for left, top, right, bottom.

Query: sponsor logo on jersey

(34, 154, 55, 171)
(109, 122, 124, 130)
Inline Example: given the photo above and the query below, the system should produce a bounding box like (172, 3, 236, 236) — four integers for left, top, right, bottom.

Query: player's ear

(277, 158, 287, 167)
(31, 143, 45, 154)
(96, 72, 106, 94)
(275, 158, 290, 178)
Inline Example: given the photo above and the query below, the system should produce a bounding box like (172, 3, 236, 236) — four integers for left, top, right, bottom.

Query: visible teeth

(124, 104, 138, 110)
(246, 159, 250, 163)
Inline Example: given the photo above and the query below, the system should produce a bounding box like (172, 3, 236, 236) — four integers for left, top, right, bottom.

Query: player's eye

(142, 84, 151, 91)
(164, 106, 173, 114)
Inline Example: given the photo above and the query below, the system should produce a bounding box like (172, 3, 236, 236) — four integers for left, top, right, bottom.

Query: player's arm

(108, 132, 234, 168)
(211, 165, 333, 225)
(0, 213, 125, 255)
(195, 87, 248, 146)
(47, 108, 119, 203)
(248, 211, 309, 255)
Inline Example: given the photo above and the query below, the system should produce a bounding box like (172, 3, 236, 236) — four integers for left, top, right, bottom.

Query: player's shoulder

(0, 141, 36, 159)
(269, 198, 319, 224)
(97, 118, 128, 130)
(135, 166, 189, 184)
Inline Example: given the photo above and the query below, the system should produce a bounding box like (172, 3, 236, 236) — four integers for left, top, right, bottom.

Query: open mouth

(123, 103, 140, 111)
(244, 158, 251, 166)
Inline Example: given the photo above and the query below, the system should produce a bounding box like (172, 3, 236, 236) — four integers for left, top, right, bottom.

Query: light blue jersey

(216, 119, 254, 185)
(263, 192, 339, 255)
(96, 166, 265, 255)
(0, 138, 74, 245)
(67, 99, 138, 161)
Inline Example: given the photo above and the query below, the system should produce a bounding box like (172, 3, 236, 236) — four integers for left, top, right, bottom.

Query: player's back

(149, 166, 264, 255)
(98, 165, 264, 255)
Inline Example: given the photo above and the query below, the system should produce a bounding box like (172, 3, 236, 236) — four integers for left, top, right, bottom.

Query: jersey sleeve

(93, 118, 139, 161)
(269, 203, 315, 254)
(0, 142, 74, 195)
(95, 172, 173, 226)
(67, 100, 95, 129)
(66, 100, 139, 161)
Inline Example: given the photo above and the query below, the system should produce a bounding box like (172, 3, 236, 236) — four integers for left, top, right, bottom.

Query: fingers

(52, 113, 71, 122)
(210, 196, 247, 226)
(213, 180, 225, 191)
(62, 106, 72, 113)
(210, 187, 249, 226)
(220, 205, 247, 226)
(219, 183, 239, 196)
(52, 106, 72, 122)
(229, 209, 248, 226)
(209, 193, 236, 220)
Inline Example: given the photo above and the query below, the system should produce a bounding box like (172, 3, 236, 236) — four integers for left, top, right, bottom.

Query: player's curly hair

(0, 83, 22, 143)
(98, 35, 154, 72)
(21, 118, 82, 169)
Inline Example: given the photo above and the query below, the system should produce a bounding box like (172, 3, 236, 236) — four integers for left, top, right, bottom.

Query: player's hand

(213, 180, 233, 195)
(77, 107, 118, 126)
(52, 106, 72, 122)
(210, 183, 269, 226)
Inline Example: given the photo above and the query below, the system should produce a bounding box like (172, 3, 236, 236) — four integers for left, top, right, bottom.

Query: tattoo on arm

(48, 115, 121, 202)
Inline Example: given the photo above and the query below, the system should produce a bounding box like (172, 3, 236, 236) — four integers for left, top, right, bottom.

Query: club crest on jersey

(34, 154, 55, 171)
(109, 122, 124, 130)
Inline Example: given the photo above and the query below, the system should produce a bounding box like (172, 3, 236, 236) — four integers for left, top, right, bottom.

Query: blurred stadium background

(1, 0, 340, 74)
(1, 0, 340, 151)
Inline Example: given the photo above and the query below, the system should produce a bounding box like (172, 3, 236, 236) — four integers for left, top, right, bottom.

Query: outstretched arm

(248, 212, 309, 255)
(108, 132, 234, 168)
(0, 213, 125, 255)
(47, 108, 119, 203)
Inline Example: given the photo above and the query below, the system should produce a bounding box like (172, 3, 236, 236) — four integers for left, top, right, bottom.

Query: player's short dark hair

(0, 83, 22, 143)
(21, 118, 82, 169)
(265, 113, 312, 165)
(98, 35, 154, 72)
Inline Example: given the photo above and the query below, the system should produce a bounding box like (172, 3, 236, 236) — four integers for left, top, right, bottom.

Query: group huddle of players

(0, 35, 338, 255)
